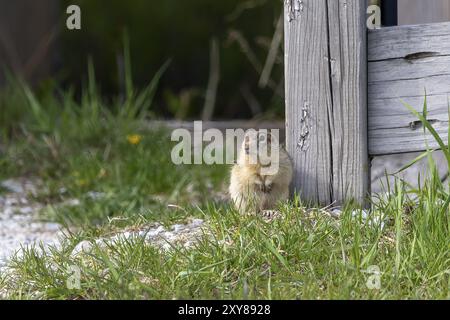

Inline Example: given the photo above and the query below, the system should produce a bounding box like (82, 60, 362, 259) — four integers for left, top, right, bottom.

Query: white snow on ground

(0, 179, 63, 270)
(72, 218, 206, 256)
(0, 178, 206, 273)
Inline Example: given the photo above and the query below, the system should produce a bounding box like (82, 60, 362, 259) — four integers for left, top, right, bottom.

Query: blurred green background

(0, 0, 284, 120)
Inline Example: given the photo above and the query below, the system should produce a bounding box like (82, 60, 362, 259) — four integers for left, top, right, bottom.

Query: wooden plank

(370, 124, 449, 155)
(368, 22, 450, 155)
(368, 22, 450, 61)
(369, 56, 450, 81)
(284, 0, 369, 205)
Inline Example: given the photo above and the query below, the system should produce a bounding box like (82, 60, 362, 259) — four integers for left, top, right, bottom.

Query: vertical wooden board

(284, 0, 333, 204)
(284, 0, 369, 205)
(327, 0, 370, 204)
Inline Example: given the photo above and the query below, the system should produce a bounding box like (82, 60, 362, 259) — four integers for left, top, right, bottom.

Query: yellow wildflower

(127, 134, 143, 145)
(76, 179, 88, 187)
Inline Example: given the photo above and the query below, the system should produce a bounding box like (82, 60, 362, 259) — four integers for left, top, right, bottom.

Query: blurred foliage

(60, 0, 284, 120)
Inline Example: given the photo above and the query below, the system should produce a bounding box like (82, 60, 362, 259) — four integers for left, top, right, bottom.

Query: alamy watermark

(367, 4, 381, 30)
(65, 3, 381, 31)
(66, 265, 81, 290)
(66, 5, 81, 30)
(170, 122, 281, 175)
(365, 265, 382, 290)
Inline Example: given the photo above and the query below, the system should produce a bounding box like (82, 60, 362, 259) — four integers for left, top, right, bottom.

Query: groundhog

(229, 130, 293, 216)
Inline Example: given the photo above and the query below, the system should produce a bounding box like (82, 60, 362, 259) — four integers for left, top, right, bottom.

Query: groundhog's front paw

(255, 182, 273, 193)
(261, 210, 280, 221)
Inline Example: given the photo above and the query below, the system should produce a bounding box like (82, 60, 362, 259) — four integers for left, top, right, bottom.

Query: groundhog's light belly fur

(229, 175, 289, 213)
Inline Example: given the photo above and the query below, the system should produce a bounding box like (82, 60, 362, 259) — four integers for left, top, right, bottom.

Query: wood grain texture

(368, 22, 450, 155)
(368, 22, 450, 61)
(285, 0, 333, 205)
(284, 0, 369, 205)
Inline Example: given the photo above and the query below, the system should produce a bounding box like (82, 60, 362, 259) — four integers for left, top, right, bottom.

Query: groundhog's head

(239, 130, 280, 170)
(244, 131, 271, 154)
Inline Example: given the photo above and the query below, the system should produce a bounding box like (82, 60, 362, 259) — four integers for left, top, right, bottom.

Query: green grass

(0, 76, 449, 299)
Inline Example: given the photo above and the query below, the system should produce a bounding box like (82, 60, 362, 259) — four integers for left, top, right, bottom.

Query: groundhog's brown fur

(229, 132, 293, 215)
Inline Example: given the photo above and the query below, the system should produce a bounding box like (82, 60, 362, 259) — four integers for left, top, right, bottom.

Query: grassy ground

(0, 77, 449, 299)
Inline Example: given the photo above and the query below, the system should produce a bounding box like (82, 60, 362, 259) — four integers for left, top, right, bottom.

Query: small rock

(172, 224, 185, 232)
(142, 225, 165, 238)
(71, 240, 94, 256)
(63, 199, 81, 207)
(44, 223, 62, 232)
(330, 208, 386, 229)
(86, 191, 106, 200)
(1, 180, 26, 194)
(190, 219, 204, 227)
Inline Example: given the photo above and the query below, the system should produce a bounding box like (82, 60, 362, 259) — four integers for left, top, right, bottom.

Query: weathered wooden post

(284, 0, 369, 206)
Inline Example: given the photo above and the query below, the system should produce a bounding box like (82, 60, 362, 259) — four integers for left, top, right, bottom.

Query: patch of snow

(1, 178, 39, 196)
(62, 198, 81, 207)
(0, 179, 63, 270)
(71, 218, 206, 256)
(330, 208, 386, 229)
(86, 191, 106, 200)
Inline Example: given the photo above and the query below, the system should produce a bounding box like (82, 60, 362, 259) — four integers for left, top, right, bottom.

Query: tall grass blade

(123, 30, 133, 100)
(393, 149, 436, 174)
(402, 100, 450, 167)
(134, 59, 171, 119)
